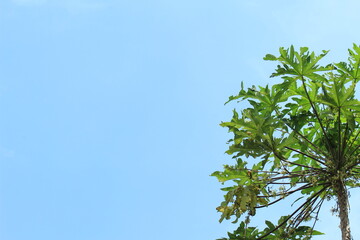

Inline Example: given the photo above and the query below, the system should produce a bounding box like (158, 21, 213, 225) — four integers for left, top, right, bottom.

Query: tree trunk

(336, 180, 351, 240)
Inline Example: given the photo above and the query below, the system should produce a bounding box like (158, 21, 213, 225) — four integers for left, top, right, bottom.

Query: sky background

(0, 0, 360, 239)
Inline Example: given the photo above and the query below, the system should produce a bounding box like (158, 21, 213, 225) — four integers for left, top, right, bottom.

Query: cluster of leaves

(213, 44, 360, 239)
(217, 216, 323, 240)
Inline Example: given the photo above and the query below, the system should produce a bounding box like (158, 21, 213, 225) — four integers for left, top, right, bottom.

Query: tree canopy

(213, 44, 360, 240)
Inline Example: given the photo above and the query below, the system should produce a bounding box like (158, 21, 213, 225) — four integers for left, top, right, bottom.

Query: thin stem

(291, 187, 329, 230)
(301, 76, 335, 159)
(285, 146, 327, 166)
(344, 129, 360, 157)
(291, 194, 321, 229)
(255, 197, 284, 209)
(258, 183, 312, 198)
(341, 122, 349, 160)
(280, 157, 326, 172)
(347, 144, 360, 160)
(309, 195, 326, 237)
(257, 186, 328, 240)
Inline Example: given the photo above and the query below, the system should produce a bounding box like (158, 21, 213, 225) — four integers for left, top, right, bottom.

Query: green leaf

(265, 220, 276, 230)
(264, 54, 277, 61)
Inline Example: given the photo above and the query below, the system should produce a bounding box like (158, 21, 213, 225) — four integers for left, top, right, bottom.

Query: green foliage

(217, 216, 324, 240)
(213, 44, 360, 239)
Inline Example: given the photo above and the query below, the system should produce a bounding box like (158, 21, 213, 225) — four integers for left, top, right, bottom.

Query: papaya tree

(212, 44, 360, 240)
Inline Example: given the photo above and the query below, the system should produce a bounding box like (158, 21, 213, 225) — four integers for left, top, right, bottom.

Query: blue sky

(0, 0, 360, 239)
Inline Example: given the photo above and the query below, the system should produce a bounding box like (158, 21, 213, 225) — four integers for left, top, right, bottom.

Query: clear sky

(0, 0, 360, 239)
